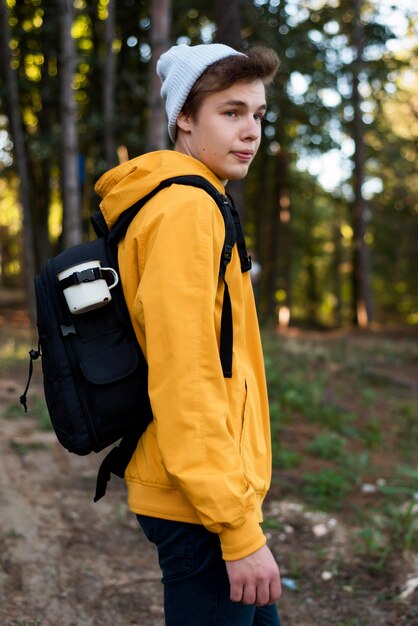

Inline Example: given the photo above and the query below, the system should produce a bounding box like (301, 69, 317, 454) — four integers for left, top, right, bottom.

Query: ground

(0, 305, 417, 626)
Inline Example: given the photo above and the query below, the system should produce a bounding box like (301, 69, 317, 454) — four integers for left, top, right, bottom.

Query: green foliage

(8, 621, 42, 626)
(358, 418, 382, 449)
(354, 524, 389, 568)
(3, 402, 23, 420)
(302, 468, 351, 510)
(339, 452, 369, 486)
(264, 331, 418, 519)
(31, 396, 52, 432)
(307, 432, 347, 460)
(0, 336, 32, 368)
(288, 553, 305, 580)
(354, 488, 418, 572)
(262, 517, 286, 531)
(354, 468, 418, 570)
(9, 439, 49, 455)
(384, 500, 418, 553)
(4, 397, 51, 432)
(393, 401, 418, 459)
(273, 446, 302, 470)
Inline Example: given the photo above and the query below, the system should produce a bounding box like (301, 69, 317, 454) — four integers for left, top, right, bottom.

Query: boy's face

(176, 80, 267, 183)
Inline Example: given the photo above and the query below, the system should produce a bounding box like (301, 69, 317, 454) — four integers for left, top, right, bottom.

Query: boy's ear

(176, 111, 192, 133)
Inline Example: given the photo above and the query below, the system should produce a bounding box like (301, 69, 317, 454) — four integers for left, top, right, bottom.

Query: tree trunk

(32, 159, 52, 269)
(146, 0, 172, 152)
(35, 38, 55, 268)
(214, 0, 246, 222)
(332, 220, 343, 327)
(103, 0, 118, 168)
(263, 151, 290, 326)
(0, 1, 37, 324)
(277, 182, 292, 329)
(214, 0, 242, 49)
(306, 258, 319, 326)
(60, 0, 82, 248)
(351, 0, 373, 326)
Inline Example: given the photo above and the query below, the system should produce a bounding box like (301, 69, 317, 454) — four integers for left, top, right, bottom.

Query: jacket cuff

(219, 512, 266, 561)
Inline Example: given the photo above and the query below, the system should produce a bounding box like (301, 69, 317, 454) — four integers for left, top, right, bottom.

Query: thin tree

(35, 1, 57, 268)
(214, 0, 245, 221)
(146, 0, 172, 152)
(0, 0, 36, 323)
(350, 0, 373, 326)
(60, 0, 82, 247)
(103, 0, 118, 168)
(264, 150, 291, 326)
(214, 0, 242, 49)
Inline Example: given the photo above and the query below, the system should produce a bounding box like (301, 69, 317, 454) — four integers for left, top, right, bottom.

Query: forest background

(0, 0, 417, 330)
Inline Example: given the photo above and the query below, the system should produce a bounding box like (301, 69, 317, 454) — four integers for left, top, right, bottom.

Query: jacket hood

(94, 150, 226, 230)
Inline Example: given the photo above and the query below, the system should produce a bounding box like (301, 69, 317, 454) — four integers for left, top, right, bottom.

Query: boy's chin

(221, 167, 251, 183)
(214, 163, 251, 184)
(226, 172, 249, 182)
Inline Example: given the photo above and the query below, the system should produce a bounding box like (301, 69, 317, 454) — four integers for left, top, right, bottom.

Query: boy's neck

(173, 140, 228, 186)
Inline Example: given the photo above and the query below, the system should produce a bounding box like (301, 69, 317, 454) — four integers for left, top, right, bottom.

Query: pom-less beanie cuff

(156, 43, 245, 142)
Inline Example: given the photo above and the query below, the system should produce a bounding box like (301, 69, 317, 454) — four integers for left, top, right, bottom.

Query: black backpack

(21, 175, 252, 501)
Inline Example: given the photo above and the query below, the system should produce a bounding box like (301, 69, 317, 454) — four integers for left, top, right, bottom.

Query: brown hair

(182, 46, 279, 119)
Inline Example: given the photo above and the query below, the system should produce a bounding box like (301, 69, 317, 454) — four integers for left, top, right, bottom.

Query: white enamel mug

(57, 260, 119, 314)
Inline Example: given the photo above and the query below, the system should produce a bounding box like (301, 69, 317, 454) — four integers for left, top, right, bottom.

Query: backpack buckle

(59, 267, 102, 290)
(73, 267, 102, 284)
(241, 254, 252, 273)
(223, 243, 233, 263)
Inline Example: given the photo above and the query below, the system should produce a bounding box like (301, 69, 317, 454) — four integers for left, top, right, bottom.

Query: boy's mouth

(231, 151, 254, 161)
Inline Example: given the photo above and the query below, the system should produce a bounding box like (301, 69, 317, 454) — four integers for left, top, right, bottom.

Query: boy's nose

(242, 116, 261, 141)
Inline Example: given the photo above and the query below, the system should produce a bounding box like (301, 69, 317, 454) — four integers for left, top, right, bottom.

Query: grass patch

(263, 330, 418, 518)
(393, 401, 418, 459)
(302, 468, 351, 510)
(262, 517, 287, 531)
(273, 446, 302, 469)
(32, 396, 53, 431)
(354, 465, 418, 567)
(9, 440, 50, 455)
(358, 418, 383, 449)
(3, 402, 25, 420)
(0, 335, 34, 369)
(8, 621, 42, 626)
(306, 432, 347, 460)
(353, 501, 418, 571)
(4, 397, 52, 432)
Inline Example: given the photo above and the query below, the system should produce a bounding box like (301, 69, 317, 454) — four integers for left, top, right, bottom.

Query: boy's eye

(225, 111, 237, 117)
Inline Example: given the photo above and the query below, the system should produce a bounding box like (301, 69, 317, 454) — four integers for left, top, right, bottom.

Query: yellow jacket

(95, 150, 271, 560)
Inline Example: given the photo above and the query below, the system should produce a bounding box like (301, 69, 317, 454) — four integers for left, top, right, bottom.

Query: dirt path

(0, 371, 164, 626)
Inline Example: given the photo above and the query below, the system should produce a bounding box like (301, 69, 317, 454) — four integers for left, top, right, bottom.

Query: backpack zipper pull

(20, 346, 41, 412)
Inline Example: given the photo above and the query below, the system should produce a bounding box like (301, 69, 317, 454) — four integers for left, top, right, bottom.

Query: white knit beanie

(157, 43, 244, 142)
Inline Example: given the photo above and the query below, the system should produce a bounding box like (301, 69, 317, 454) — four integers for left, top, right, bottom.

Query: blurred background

(0, 0, 417, 330)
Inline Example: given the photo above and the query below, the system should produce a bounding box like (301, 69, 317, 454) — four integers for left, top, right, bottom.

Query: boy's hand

(225, 544, 282, 606)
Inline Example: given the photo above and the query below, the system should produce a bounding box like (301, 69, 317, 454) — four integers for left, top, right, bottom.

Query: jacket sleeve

(133, 187, 266, 560)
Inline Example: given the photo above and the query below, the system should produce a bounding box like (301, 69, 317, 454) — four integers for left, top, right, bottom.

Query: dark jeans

(137, 515, 282, 626)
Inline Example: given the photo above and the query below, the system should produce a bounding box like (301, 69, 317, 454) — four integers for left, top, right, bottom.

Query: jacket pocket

(225, 374, 247, 449)
(240, 376, 270, 493)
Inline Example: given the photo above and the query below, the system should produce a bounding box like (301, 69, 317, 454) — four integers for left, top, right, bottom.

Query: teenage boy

(95, 43, 282, 626)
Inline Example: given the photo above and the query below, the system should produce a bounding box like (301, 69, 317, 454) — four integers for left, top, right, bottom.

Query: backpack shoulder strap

(91, 174, 249, 378)
(226, 192, 252, 273)
(168, 176, 237, 378)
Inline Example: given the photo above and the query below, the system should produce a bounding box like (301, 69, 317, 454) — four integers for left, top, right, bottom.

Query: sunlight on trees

(0, 0, 416, 327)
